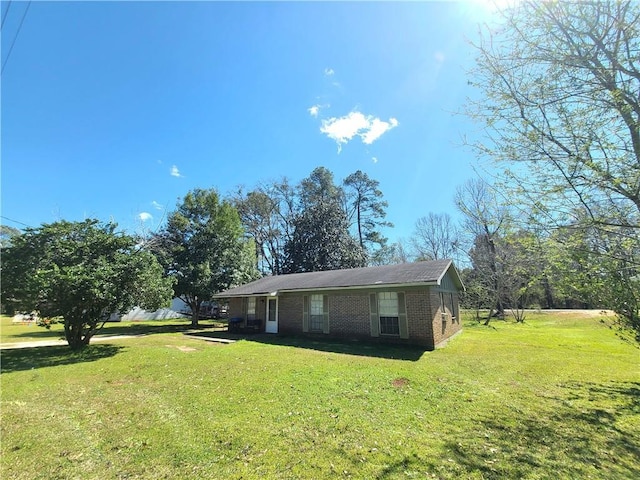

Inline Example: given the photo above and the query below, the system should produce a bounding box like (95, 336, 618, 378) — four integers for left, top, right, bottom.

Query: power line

(1, 0, 31, 75)
(0, 215, 32, 228)
(1, 0, 12, 29)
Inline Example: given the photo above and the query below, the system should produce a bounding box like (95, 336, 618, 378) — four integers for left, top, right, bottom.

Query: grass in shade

(1, 311, 638, 479)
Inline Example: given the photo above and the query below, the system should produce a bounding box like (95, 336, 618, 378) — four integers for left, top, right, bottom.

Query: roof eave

(279, 281, 440, 293)
(214, 281, 441, 298)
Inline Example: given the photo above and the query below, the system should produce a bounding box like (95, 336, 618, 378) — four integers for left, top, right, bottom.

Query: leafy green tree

(154, 189, 259, 327)
(0, 225, 23, 314)
(234, 167, 390, 272)
(343, 170, 392, 259)
(467, 0, 640, 334)
(1, 220, 174, 349)
(498, 231, 548, 322)
(550, 224, 639, 338)
(299, 166, 344, 208)
(459, 266, 493, 322)
(284, 201, 366, 273)
(0, 225, 21, 249)
(464, 234, 501, 324)
(284, 168, 365, 273)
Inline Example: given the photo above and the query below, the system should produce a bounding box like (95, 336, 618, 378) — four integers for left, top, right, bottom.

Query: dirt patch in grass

(392, 377, 410, 388)
(166, 345, 198, 353)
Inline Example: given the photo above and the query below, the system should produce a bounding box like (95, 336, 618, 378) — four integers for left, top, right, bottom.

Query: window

(378, 292, 399, 335)
(247, 297, 256, 321)
(310, 294, 324, 332)
(449, 293, 456, 319)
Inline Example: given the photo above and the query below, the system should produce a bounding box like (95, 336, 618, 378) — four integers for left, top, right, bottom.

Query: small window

(449, 293, 456, 319)
(247, 297, 256, 321)
(310, 294, 324, 332)
(439, 292, 446, 315)
(380, 316, 399, 335)
(379, 292, 399, 335)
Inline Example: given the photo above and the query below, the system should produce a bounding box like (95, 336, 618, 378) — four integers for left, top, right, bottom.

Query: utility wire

(1, 0, 30, 75)
(1, 0, 12, 29)
(0, 215, 33, 228)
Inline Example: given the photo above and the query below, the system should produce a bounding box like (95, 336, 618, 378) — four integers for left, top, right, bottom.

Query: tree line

(232, 166, 391, 275)
(464, 0, 639, 335)
(2, 0, 638, 346)
(0, 167, 393, 348)
(407, 178, 638, 331)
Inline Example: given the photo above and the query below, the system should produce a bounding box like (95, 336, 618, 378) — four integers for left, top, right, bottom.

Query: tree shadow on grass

(0, 344, 125, 374)
(441, 381, 640, 479)
(7, 321, 197, 341)
(96, 321, 195, 337)
(188, 332, 427, 361)
(3, 327, 66, 340)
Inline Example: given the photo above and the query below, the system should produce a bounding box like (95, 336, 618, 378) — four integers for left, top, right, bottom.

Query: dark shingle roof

(215, 259, 462, 297)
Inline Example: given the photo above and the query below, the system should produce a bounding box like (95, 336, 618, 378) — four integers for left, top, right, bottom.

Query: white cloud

(308, 103, 330, 118)
(151, 200, 163, 210)
(170, 165, 183, 177)
(361, 117, 399, 145)
(372, 157, 379, 164)
(324, 67, 335, 76)
(138, 212, 153, 222)
(320, 111, 399, 152)
(320, 112, 370, 152)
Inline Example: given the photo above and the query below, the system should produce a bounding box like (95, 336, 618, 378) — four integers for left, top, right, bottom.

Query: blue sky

(2, 1, 498, 243)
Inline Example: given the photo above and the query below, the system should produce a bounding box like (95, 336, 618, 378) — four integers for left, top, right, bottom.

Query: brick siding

(278, 295, 303, 334)
(430, 291, 462, 347)
(224, 287, 461, 349)
(405, 291, 436, 348)
(228, 297, 244, 319)
(328, 294, 371, 338)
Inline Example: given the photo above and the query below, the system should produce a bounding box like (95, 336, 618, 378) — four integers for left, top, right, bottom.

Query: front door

(265, 297, 278, 333)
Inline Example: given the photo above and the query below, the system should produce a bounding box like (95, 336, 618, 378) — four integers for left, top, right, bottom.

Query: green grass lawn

(1, 312, 638, 479)
(0, 315, 224, 344)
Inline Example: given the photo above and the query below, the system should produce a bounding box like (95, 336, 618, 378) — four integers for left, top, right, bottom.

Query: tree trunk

(65, 319, 87, 350)
(356, 197, 364, 249)
(190, 299, 201, 328)
(542, 275, 554, 309)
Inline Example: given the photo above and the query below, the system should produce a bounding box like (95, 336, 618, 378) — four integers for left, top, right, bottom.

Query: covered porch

(226, 295, 279, 334)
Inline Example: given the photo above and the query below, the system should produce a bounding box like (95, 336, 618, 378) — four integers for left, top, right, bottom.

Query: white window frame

(247, 297, 256, 321)
(310, 294, 324, 332)
(378, 292, 400, 336)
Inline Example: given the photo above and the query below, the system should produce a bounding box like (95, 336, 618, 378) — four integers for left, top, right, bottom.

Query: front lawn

(0, 315, 222, 344)
(1, 311, 638, 479)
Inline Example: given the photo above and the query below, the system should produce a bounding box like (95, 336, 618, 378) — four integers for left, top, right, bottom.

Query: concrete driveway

(0, 335, 144, 350)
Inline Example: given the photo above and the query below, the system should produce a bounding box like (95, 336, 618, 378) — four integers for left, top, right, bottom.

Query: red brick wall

(278, 295, 303, 334)
(430, 291, 462, 347)
(405, 291, 436, 349)
(225, 287, 462, 349)
(228, 297, 244, 319)
(328, 294, 370, 338)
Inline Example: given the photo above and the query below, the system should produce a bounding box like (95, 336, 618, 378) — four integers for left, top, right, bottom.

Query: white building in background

(109, 298, 189, 321)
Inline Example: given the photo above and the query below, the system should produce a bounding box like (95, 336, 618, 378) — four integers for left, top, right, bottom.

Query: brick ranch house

(214, 259, 464, 349)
